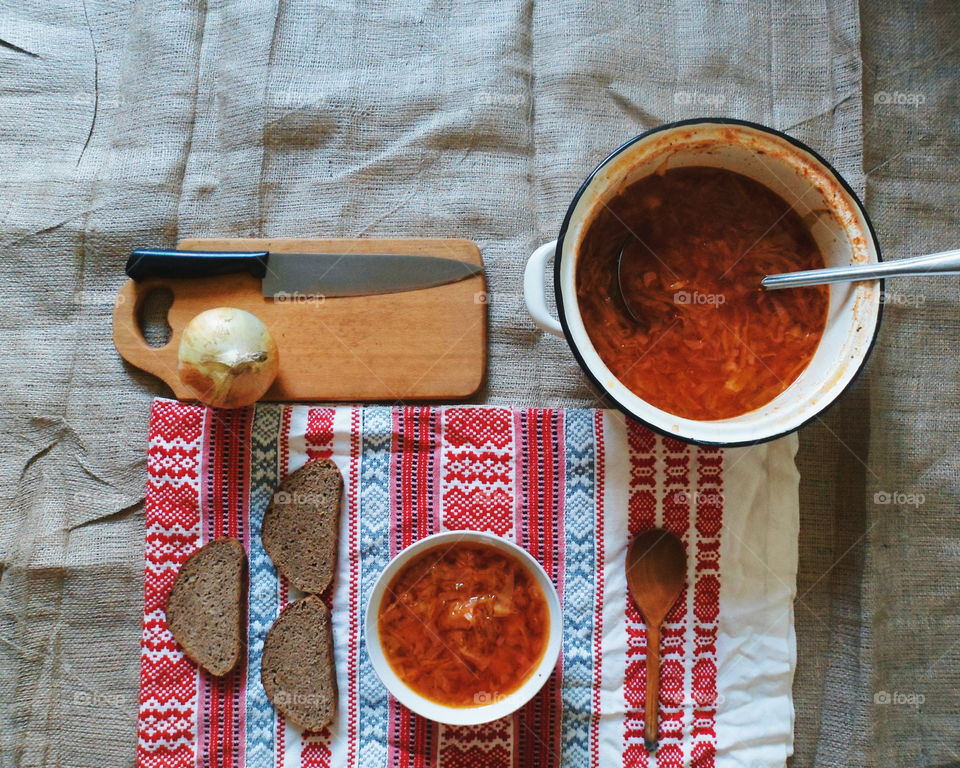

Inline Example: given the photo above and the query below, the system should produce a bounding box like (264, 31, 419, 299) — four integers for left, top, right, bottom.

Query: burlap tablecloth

(0, 1, 957, 765)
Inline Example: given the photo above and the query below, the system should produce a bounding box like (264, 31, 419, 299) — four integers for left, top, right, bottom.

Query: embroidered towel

(138, 399, 799, 767)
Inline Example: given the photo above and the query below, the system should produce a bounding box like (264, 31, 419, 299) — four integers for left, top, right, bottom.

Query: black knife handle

(126, 249, 270, 281)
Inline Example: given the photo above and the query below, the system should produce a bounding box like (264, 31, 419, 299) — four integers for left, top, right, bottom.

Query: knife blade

(126, 248, 484, 298)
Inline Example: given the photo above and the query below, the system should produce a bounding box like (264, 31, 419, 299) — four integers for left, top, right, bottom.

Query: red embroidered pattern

(301, 408, 339, 768)
(197, 408, 252, 768)
(623, 423, 655, 768)
(691, 449, 722, 765)
(590, 411, 606, 768)
(517, 410, 564, 765)
(138, 401, 205, 768)
(305, 408, 335, 462)
(438, 408, 516, 768)
(659, 438, 691, 766)
(390, 407, 441, 768)
(139, 403, 731, 768)
(345, 407, 363, 767)
(622, 425, 722, 767)
(440, 408, 514, 535)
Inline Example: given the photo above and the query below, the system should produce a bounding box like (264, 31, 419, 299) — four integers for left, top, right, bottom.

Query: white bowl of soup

(366, 530, 562, 725)
(524, 118, 883, 446)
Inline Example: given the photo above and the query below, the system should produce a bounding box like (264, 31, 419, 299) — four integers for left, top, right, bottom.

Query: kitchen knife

(126, 248, 484, 298)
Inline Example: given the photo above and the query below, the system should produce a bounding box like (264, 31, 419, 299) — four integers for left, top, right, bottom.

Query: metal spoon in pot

(625, 528, 687, 753)
(760, 247, 960, 290)
(618, 244, 960, 319)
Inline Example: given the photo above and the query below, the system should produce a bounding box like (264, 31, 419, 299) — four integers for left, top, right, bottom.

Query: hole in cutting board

(138, 287, 173, 348)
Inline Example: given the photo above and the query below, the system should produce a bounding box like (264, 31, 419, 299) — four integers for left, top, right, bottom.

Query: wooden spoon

(626, 528, 687, 752)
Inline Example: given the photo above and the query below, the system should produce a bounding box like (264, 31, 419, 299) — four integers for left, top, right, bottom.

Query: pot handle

(524, 240, 564, 337)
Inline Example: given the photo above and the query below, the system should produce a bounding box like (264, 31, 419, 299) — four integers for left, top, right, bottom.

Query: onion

(177, 307, 279, 408)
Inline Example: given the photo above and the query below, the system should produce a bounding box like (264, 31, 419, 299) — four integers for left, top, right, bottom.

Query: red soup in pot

(378, 541, 549, 708)
(575, 166, 829, 421)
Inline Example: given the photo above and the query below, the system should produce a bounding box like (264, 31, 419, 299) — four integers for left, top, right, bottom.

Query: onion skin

(177, 308, 279, 408)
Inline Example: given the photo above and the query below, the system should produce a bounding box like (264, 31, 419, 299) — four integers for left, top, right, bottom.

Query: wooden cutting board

(113, 238, 486, 401)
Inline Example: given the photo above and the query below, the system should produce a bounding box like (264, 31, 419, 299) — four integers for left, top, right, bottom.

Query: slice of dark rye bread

(261, 595, 336, 731)
(262, 458, 343, 594)
(165, 537, 247, 677)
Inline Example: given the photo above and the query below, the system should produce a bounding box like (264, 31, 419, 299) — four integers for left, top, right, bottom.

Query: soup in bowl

(366, 531, 562, 725)
(524, 118, 882, 445)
